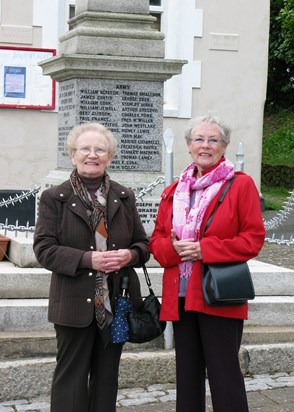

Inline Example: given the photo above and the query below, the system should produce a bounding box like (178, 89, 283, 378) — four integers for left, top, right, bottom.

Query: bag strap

(203, 175, 237, 234)
(141, 263, 152, 289)
(121, 263, 153, 295)
(136, 247, 152, 289)
(124, 248, 153, 292)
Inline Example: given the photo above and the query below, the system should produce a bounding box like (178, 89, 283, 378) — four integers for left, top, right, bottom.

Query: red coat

(148, 172, 265, 321)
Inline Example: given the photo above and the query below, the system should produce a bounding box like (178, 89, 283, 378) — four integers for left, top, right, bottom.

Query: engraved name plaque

(58, 79, 163, 172)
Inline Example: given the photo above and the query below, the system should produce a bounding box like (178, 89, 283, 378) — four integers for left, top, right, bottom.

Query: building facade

(0, 0, 270, 192)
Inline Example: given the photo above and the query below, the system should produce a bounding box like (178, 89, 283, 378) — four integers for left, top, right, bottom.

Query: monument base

(40, 168, 164, 238)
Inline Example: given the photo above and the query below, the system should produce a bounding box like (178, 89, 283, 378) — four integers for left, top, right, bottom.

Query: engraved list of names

(58, 79, 163, 171)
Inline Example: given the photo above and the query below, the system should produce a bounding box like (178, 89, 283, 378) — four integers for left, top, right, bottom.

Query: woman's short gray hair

(184, 114, 231, 145)
(67, 123, 117, 158)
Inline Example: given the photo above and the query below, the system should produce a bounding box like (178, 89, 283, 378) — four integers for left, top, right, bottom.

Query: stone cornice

(39, 54, 187, 82)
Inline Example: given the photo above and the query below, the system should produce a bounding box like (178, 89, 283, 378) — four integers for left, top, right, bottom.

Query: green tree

(266, 0, 294, 112)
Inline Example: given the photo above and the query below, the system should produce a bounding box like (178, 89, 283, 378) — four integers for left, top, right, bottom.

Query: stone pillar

(39, 0, 186, 236)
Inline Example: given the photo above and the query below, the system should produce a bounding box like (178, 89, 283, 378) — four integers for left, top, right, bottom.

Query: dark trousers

(51, 320, 123, 412)
(173, 298, 248, 412)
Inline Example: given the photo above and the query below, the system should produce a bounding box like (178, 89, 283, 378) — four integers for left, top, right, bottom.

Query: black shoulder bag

(110, 255, 166, 345)
(127, 263, 167, 343)
(202, 176, 255, 306)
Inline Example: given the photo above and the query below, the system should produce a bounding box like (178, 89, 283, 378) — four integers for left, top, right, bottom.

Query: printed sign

(0, 46, 56, 109)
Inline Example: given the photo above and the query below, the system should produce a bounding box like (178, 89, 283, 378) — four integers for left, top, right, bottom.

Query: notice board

(0, 46, 56, 109)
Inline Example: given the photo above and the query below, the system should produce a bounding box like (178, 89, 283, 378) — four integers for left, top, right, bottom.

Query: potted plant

(0, 235, 10, 261)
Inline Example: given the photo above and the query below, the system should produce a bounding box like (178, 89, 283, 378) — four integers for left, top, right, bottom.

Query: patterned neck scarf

(70, 169, 111, 346)
(70, 169, 110, 233)
(173, 157, 235, 279)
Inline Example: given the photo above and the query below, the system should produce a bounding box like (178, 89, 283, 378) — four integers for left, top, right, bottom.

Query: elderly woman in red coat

(149, 114, 265, 412)
(34, 123, 149, 412)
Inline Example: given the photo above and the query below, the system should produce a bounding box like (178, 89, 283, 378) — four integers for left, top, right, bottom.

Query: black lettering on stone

(58, 79, 163, 171)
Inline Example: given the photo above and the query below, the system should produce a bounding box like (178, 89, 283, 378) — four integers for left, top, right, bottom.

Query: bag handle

(136, 247, 152, 289)
(141, 263, 152, 289)
(203, 175, 237, 234)
(120, 249, 153, 293)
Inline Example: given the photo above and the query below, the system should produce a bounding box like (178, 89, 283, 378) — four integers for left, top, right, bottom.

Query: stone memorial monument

(39, 0, 186, 235)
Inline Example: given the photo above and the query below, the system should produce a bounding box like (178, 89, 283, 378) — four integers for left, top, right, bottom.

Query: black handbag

(202, 176, 255, 306)
(127, 263, 166, 343)
(202, 261, 255, 306)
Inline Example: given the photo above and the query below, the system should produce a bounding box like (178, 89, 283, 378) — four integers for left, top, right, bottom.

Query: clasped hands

(171, 229, 203, 261)
(91, 249, 132, 273)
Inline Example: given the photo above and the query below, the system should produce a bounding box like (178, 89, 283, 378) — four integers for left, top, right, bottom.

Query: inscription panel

(136, 199, 160, 237)
(58, 79, 163, 171)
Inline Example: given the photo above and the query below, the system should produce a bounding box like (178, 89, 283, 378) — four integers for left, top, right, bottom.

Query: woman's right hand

(171, 229, 202, 261)
(91, 249, 132, 273)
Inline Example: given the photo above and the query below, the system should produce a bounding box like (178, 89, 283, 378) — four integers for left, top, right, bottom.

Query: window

(149, 0, 163, 32)
(68, 4, 75, 30)
(65, 2, 163, 32)
(150, 13, 161, 31)
(69, 4, 75, 18)
(150, 0, 162, 6)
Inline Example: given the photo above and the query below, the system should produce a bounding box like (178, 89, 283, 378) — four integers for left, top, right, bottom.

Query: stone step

(0, 299, 50, 332)
(242, 325, 294, 344)
(0, 330, 164, 360)
(1, 296, 294, 332)
(1, 343, 294, 402)
(249, 260, 294, 296)
(0, 325, 293, 361)
(1, 234, 160, 269)
(0, 264, 50, 299)
(5, 234, 41, 268)
(246, 296, 294, 326)
(0, 330, 57, 360)
(1, 260, 294, 299)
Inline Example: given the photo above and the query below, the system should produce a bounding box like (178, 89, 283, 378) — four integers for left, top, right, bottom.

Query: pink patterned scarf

(173, 158, 235, 279)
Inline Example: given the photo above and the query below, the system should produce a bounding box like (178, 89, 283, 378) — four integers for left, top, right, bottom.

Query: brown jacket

(33, 179, 149, 327)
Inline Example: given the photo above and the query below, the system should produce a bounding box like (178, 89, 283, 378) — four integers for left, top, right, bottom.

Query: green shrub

(262, 129, 294, 165)
(261, 185, 291, 210)
(262, 109, 294, 166)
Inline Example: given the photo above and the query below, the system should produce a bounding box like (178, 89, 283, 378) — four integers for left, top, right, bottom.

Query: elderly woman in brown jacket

(33, 123, 149, 412)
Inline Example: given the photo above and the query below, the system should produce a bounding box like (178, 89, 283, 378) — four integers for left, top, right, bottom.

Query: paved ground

(119, 385, 294, 412)
(118, 372, 294, 411)
(1, 373, 294, 411)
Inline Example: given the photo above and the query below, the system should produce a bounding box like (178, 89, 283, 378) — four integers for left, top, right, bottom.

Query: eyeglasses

(75, 146, 108, 156)
(189, 137, 223, 146)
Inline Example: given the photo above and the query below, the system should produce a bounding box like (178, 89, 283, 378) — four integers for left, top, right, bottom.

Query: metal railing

(263, 189, 294, 245)
(0, 187, 40, 237)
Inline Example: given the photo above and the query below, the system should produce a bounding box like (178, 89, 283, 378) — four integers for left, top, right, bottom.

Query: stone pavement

(0, 372, 294, 411)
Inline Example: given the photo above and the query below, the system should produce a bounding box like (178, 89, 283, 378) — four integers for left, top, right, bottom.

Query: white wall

(162, 0, 270, 188)
(0, 0, 60, 190)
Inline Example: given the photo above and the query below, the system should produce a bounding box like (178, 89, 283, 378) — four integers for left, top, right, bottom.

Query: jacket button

(90, 246, 94, 250)
(89, 272, 93, 277)
(87, 298, 91, 303)
(114, 199, 118, 203)
(59, 193, 64, 197)
(112, 243, 116, 247)
(72, 203, 76, 207)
